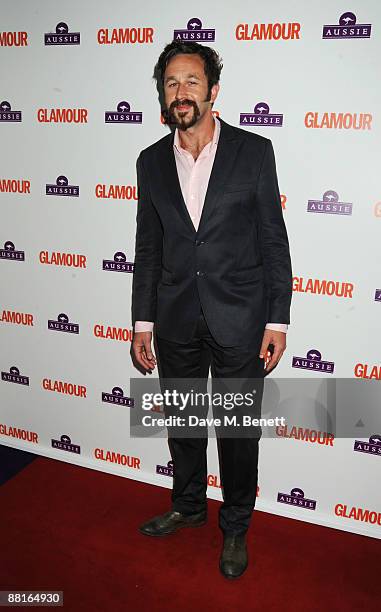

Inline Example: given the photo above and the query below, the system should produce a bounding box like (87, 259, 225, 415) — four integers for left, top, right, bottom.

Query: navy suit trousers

(155, 302, 265, 535)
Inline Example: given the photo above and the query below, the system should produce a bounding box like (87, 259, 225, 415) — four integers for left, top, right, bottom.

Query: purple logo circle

(56, 175, 68, 186)
(56, 22, 69, 34)
(10, 366, 20, 375)
(323, 190, 339, 203)
(254, 102, 269, 115)
(1, 101, 11, 111)
(61, 435, 71, 443)
(58, 313, 69, 323)
(291, 487, 304, 497)
(4, 241, 15, 251)
(112, 386, 124, 396)
(339, 12, 356, 26)
(187, 18, 202, 30)
(117, 101, 130, 113)
(307, 349, 322, 361)
(114, 252, 126, 262)
(369, 434, 381, 445)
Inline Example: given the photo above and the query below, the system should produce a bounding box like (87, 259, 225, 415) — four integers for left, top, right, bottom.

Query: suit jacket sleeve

(256, 140, 292, 324)
(131, 153, 163, 327)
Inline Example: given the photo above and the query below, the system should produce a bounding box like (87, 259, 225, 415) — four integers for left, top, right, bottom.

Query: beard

(162, 99, 201, 131)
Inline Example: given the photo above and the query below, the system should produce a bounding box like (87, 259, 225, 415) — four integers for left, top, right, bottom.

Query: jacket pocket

(228, 264, 263, 284)
(224, 182, 254, 194)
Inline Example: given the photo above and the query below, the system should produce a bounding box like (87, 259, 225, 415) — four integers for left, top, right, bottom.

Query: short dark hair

(153, 40, 223, 96)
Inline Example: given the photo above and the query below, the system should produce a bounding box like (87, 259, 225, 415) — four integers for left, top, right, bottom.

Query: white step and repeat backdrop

(1, 0, 380, 538)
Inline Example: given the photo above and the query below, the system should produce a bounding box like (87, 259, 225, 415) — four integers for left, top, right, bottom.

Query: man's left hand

(259, 329, 287, 373)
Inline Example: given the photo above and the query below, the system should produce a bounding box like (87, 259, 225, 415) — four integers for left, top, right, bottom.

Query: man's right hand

(132, 331, 157, 372)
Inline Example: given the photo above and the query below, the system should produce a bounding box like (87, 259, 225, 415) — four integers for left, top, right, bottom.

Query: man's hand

(259, 329, 287, 373)
(132, 331, 157, 372)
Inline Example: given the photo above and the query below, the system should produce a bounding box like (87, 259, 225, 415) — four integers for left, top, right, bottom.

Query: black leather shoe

(219, 534, 248, 579)
(139, 510, 207, 536)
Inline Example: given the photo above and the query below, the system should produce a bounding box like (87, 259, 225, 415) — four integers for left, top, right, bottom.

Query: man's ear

(211, 83, 220, 104)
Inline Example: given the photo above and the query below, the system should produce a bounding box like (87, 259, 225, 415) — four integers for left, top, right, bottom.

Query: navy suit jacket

(131, 116, 292, 347)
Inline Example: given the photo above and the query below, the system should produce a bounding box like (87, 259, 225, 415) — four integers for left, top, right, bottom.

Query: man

(131, 40, 292, 579)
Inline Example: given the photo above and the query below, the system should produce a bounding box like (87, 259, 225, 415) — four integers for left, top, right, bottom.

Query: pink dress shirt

(135, 114, 288, 334)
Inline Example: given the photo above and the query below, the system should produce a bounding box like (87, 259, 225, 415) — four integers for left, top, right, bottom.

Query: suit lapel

(197, 117, 241, 233)
(160, 116, 242, 235)
(160, 131, 196, 233)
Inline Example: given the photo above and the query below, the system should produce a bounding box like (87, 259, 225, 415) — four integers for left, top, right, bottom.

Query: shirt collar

(173, 113, 220, 156)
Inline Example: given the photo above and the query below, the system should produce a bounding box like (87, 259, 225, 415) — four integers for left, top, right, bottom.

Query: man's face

(163, 53, 219, 130)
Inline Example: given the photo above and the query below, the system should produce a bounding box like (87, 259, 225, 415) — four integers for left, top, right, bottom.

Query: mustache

(171, 99, 197, 110)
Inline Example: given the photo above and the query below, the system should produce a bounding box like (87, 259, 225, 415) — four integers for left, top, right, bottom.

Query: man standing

(131, 41, 292, 579)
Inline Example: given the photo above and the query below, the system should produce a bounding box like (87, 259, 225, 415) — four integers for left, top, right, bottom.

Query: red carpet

(0, 456, 379, 611)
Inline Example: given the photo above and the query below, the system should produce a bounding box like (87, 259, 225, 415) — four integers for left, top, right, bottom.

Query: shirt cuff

(134, 321, 154, 333)
(265, 323, 288, 333)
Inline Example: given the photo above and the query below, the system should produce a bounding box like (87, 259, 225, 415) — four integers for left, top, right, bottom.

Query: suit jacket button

(196, 270, 205, 277)
(195, 240, 205, 246)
